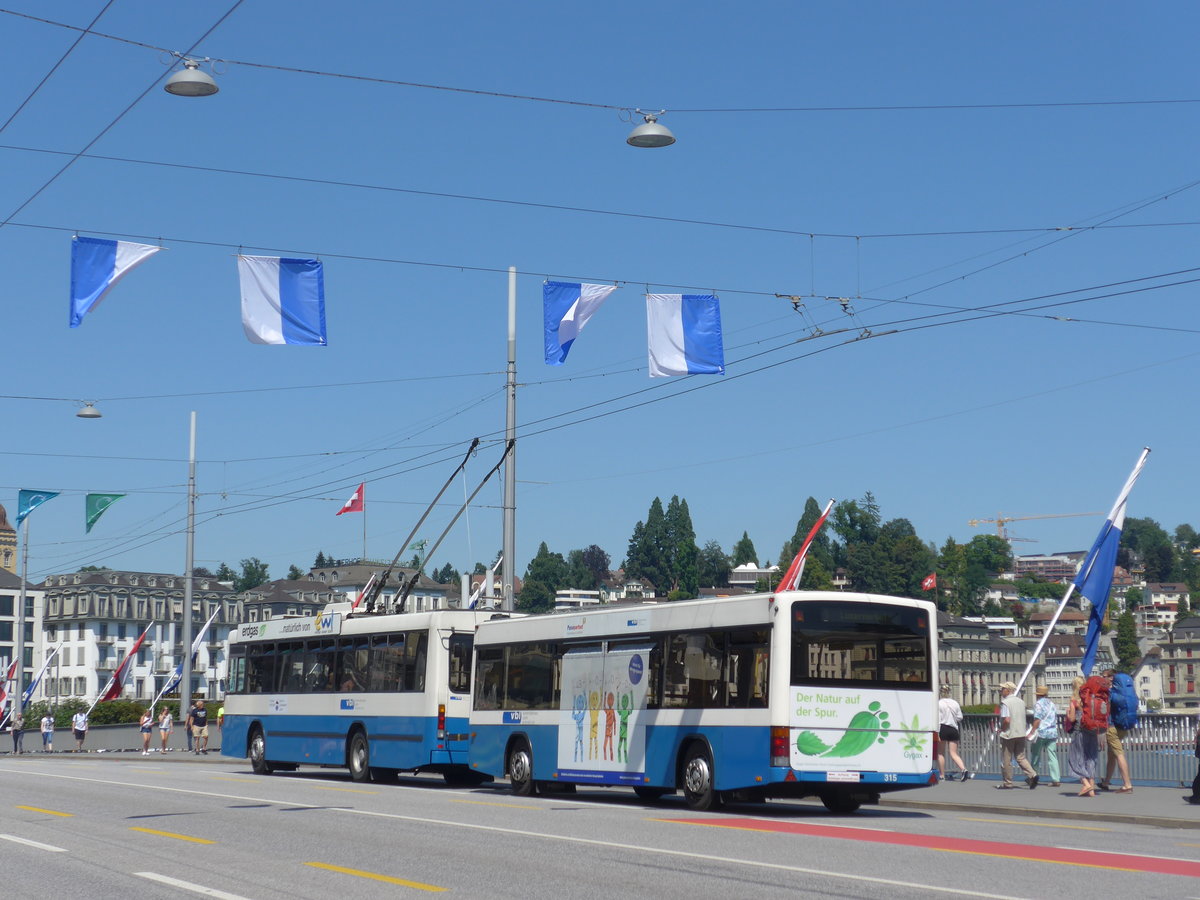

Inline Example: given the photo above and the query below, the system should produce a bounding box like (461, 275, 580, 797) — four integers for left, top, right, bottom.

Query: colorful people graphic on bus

(572, 693, 586, 762)
(603, 692, 616, 760)
(587, 691, 600, 759)
(616, 691, 633, 763)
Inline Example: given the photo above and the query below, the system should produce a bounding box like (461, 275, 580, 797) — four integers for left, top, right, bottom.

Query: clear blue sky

(3, 2, 1198, 584)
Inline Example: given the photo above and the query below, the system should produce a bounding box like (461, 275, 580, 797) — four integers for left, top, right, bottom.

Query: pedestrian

(937, 685, 968, 781)
(996, 681, 1038, 789)
(40, 712, 54, 752)
(10, 710, 24, 754)
(1027, 684, 1060, 787)
(1098, 668, 1134, 793)
(139, 708, 153, 755)
(1066, 675, 1100, 797)
(1185, 709, 1200, 805)
(185, 701, 196, 753)
(192, 699, 209, 754)
(71, 709, 88, 752)
(159, 706, 173, 752)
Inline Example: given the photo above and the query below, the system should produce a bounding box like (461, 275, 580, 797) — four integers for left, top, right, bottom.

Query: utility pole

(502, 267, 517, 612)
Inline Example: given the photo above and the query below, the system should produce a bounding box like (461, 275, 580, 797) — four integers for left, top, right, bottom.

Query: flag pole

(13, 517, 29, 719)
(966, 447, 1150, 777)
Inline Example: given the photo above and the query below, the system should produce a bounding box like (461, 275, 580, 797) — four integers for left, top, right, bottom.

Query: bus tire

(507, 739, 535, 796)
(348, 730, 372, 783)
(821, 792, 862, 814)
(633, 786, 667, 802)
(248, 726, 274, 775)
(682, 743, 721, 811)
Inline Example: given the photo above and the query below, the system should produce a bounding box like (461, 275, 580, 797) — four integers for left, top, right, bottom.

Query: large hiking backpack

(1080, 676, 1110, 733)
(1110, 671, 1139, 730)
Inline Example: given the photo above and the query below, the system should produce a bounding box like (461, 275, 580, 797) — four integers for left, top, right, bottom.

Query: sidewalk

(881, 772, 1200, 830)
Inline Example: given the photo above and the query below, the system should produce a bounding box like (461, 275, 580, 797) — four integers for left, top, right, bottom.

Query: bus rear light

(437, 704, 446, 739)
(770, 726, 790, 768)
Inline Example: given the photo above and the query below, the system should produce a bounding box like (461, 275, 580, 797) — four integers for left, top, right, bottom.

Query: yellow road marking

(305, 862, 446, 891)
(312, 786, 378, 795)
(960, 816, 1111, 832)
(451, 798, 538, 810)
(17, 805, 73, 817)
(130, 826, 215, 845)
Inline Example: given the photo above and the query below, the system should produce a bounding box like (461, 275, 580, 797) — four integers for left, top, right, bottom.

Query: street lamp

(626, 110, 676, 148)
(76, 402, 102, 419)
(165, 59, 219, 97)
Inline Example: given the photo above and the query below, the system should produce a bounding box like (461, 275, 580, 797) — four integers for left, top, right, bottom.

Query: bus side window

(448, 633, 472, 694)
(370, 634, 403, 692)
(337, 637, 368, 691)
(405, 631, 428, 692)
(727, 629, 769, 708)
(474, 646, 504, 710)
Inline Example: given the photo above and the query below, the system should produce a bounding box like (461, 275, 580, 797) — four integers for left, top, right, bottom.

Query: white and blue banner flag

(543, 281, 618, 365)
(15, 489, 59, 529)
(1077, 448, 1150, 675)
(238, 255, 327, 346)
(70, 236, 162, 328)
(645, 293, 725, 377)
(158, 607, 220, 697)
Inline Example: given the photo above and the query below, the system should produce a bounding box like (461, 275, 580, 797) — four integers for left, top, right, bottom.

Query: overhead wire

(5, 9, 1200, 116)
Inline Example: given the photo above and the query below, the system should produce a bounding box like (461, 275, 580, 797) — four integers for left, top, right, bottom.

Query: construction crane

(968, 512, 1102, 543)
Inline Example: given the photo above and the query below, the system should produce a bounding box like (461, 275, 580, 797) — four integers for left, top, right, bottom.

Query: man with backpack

(1099, 668, 1136, 793)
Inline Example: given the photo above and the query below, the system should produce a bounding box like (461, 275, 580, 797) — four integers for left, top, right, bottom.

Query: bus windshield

(790, 600, 930, 689)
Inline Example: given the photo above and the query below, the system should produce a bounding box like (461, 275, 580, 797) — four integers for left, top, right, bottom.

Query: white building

(308, 563, 453, 612)
(0, 568, 46, 707)
(40, 570, 241, 702)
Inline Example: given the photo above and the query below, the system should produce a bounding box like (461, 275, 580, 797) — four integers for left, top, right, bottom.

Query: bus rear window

(790, 601, 930, 689)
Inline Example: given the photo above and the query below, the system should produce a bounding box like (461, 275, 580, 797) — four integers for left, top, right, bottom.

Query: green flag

(85, 493, 125, 533)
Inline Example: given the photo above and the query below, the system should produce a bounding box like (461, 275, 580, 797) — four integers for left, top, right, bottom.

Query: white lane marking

(0, 766, 1028, 899)
(0, 833, 68, 852)
(135, 872, 253, 899)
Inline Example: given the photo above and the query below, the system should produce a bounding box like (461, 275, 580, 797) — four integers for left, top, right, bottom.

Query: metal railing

(960, 713, 1198, 787)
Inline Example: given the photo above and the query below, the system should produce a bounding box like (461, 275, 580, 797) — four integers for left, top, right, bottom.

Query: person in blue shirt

(1027, 684, 1060, 787)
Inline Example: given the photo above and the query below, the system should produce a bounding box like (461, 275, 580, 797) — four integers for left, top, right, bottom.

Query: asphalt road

(1, 753, 1198, 899)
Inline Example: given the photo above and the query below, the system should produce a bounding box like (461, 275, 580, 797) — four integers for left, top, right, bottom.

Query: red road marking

(662, 817, 1200, 878)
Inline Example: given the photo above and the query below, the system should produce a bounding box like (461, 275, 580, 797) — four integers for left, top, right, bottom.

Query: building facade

(39, 570, 241, 702)
(308, 564, 452, 612)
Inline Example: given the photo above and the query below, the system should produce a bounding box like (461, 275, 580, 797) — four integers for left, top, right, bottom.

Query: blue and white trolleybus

(468, 590, 937, 812)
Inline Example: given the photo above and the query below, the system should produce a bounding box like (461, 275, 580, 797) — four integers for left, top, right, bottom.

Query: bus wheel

(507, 740, 535, 796)
(821, 792, 862, 814)
(248, 727, 273, 775)
(633, 786, 667, 802)
(682, 743, 721, 811)
(348, 731, 372, 783)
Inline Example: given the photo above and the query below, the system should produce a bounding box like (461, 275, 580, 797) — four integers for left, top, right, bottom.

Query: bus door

(556, 643, 654, 785)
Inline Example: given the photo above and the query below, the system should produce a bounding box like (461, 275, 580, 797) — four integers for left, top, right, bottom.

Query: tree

(697, 540, 731, 587)
(579, 544, 612, 586)
(664, 496, 699, 598)
(626, 498, 669, 592)
(564, 549, 597, 590)
(1120, 517, 1177, 582)
(732, 531, 757, 566)
(518, 542, 569, 613)
(235, 558, 270, 591)
(778, 497, 835, 582)
(963, 535, 1012, 575)
(433, 562, 460, 585)
(191, 567, 214, 578)
(78, 565, 110, 572)
(215, 562, 236, 583)
(1175, 523, 1200, 551)
(1176, 593, 1192, 622)
(1114, 607, 1139, 670)
(314, 551, 328, 569)
(287, 564, 304, 580)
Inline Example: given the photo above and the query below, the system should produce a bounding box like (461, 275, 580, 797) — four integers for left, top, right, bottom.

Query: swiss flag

(921, 573, 937, 591)
(337, 482, 365, 516)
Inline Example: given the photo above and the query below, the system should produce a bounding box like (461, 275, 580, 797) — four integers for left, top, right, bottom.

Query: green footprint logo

(795, 701, 891, 758)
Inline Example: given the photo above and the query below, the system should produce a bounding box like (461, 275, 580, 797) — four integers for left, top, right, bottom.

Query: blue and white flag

(15, 489, 59, 529)
(238, 255, 327, 346)
(158, 607, 220, 696)
(646, 293, 725, 377)
(543, 281, 618, 365)
(1077, 448, 1151, 675)
(70, 236, 162, 328)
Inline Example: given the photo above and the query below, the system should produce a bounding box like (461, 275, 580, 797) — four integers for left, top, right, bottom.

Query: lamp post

(180, 412, 196, 718)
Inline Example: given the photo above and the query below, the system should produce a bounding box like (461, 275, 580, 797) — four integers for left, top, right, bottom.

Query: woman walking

(937, 685, 968, 781)
(1066, 675, 1099, 796)
(1028, 684, 1061, 787)
(139, 708, 153, 755)
(158, 706, 173, 752)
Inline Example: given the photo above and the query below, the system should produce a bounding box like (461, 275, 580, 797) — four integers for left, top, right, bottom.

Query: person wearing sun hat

(1027, 684, 1061, 787)
(997, 681, 1038, 789)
